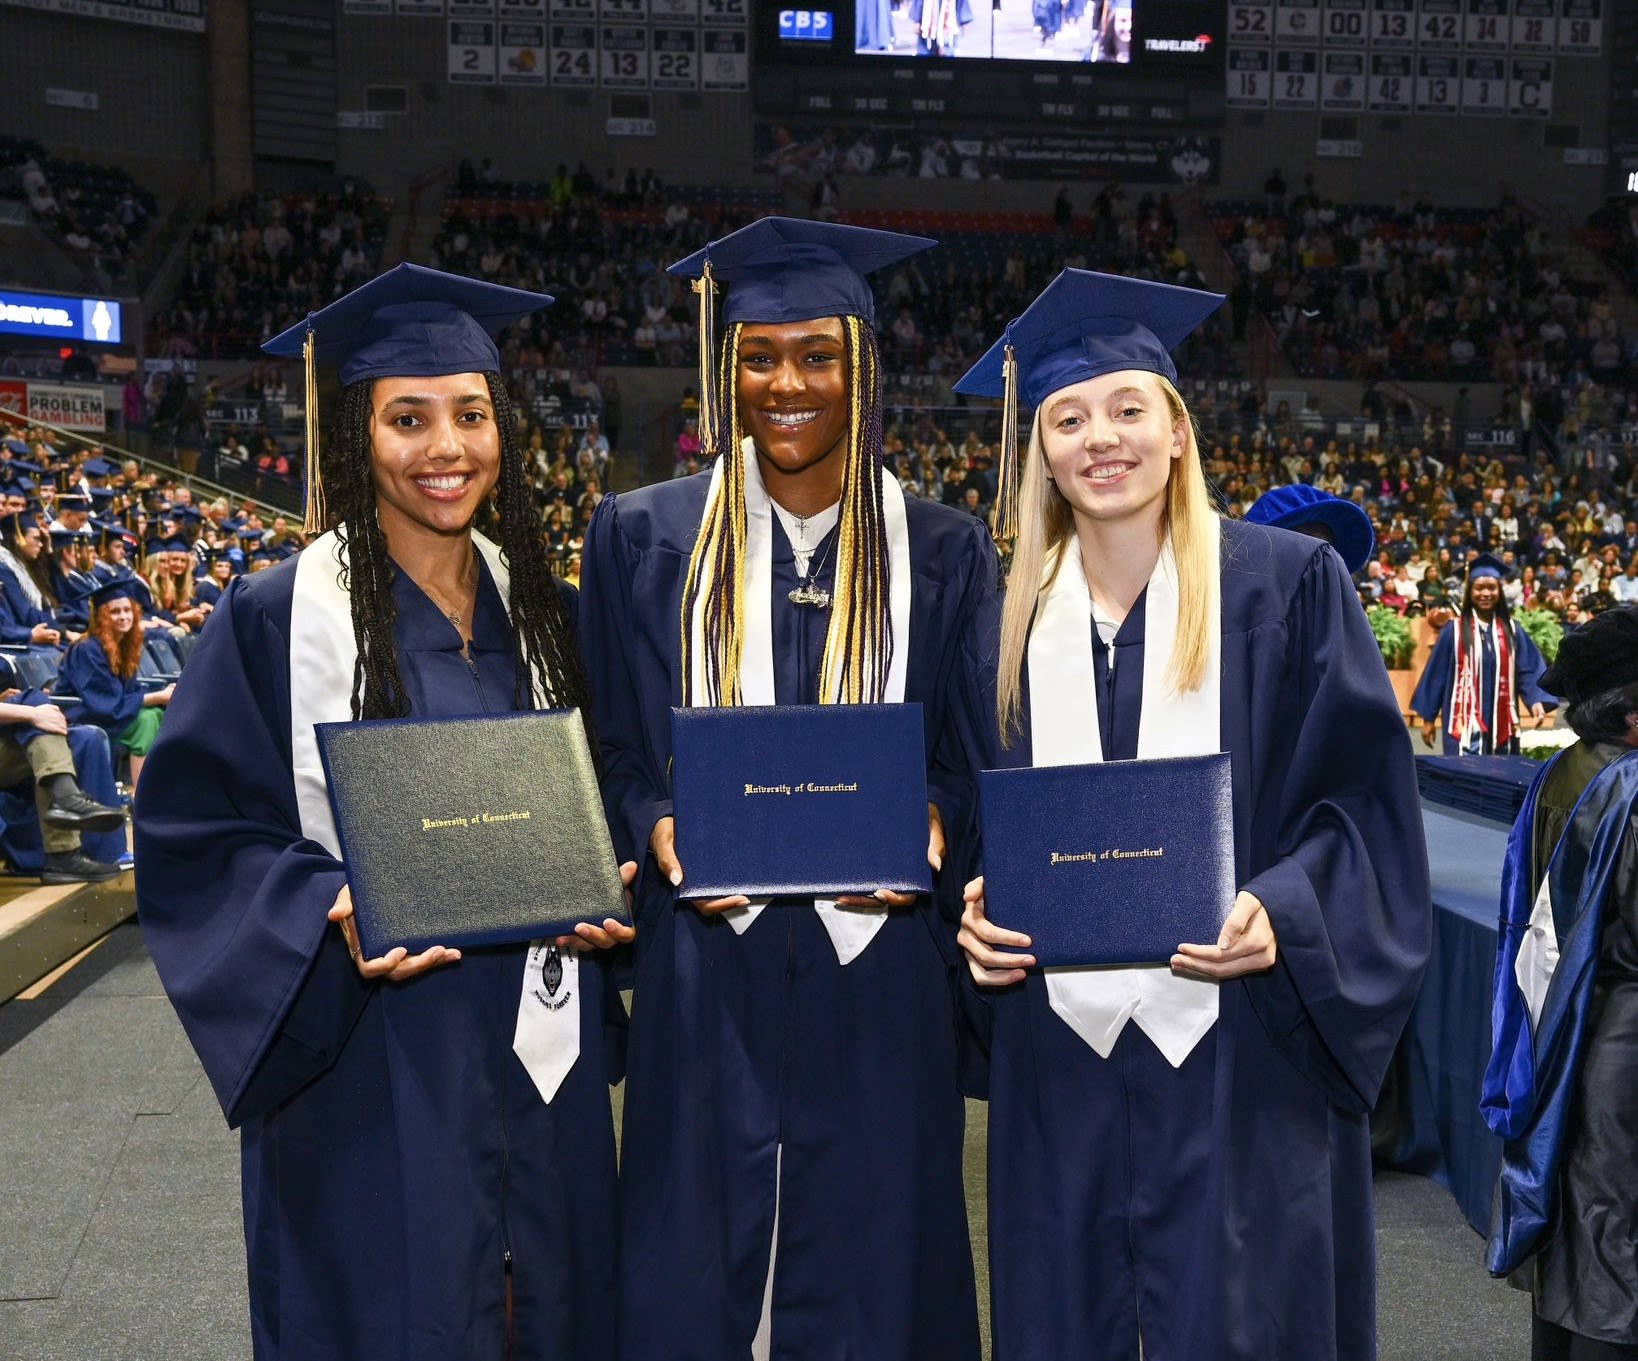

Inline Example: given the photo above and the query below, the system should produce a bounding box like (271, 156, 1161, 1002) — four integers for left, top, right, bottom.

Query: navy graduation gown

(1409, 613, 1556, 756)
(134, 556, 619, 1361)
(579, 471, 995, 1361)
(967, 520, 1432, 1361)
(60, 638, 145, 733)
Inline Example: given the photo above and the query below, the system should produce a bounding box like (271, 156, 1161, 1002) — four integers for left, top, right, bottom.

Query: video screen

(856, 0, 1135, 63)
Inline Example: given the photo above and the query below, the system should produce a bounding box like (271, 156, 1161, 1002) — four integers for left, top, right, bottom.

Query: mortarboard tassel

(989, 340, 1020, 555)
(300, 325, 326, 536)
(692, 259, 719, 458)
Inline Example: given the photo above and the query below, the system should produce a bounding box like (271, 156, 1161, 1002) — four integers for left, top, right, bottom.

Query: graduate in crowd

(1412, 553, 1557, 755)
(579, 218, 996, 1360)
(134, 264, 633, 1361)
(61, 578, 171, 789)
(1483, 608, 1638, 1361)
(0, 511, 66, 648)
(953, 269, 1432, 1360)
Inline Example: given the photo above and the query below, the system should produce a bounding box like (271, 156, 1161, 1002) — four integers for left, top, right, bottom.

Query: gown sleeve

(579, 494, 674, 875)
(61, 640, 144, 729)
(133, 576, 370, 1128)
(1409, 622, 1454, 724)
(1239, 547, 1433, 1114)
(1512, 623, 1557, 711)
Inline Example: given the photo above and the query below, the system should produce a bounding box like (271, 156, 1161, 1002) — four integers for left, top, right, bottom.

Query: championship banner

(26, 384, 106, 434)
(500, 20, 547, 81)
(1322, 50, 1366, 109)
(701, 28, 748, 88)
(0, 0, 203, 31)
(1273, 0, 1321, 44)
(449, 19, 498, 80)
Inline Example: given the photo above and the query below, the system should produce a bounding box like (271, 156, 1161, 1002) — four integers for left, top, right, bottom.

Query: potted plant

(1367, 605, 1418, 717)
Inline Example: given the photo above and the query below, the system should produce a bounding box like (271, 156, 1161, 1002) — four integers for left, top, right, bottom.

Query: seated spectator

(61, 581, 173, 790)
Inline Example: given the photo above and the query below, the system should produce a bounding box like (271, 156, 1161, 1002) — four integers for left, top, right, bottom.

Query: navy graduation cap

(263, 261, 554, 387)
(954, 268, 1225, 409)
(262, 262, 554, 533)
(73, 573, 154, 614)
(666, 217, 935, 330)
(953, 268, 1224, 549)
(1468, 552, 1510, 582)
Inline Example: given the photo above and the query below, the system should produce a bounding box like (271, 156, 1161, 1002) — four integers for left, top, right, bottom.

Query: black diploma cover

(979, 752, 1235, 966)
(669, 703, 934, 900)
(315, 709, 628, 957)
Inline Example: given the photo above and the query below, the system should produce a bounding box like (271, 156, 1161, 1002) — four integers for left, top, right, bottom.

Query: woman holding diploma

(579, 218, 996, 1360)
(952, 270, 1431, 1361)
(134, 265, 632, 1361)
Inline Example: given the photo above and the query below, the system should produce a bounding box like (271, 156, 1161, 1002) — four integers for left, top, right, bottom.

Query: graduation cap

(263, 263, 555, 535)
(73, 574, 154, 615)
(7, 457, 43, 477)
(175, 505, 203, 523)
(3, 440, 29, 457)
(55, 492, 93, 514)
(79, 457, 117, 479)
(1244, 484, 1375, 575)
(1466, 552, 1510, 582)
(48, 522, 93, 543)
(0, 511, 39, 538)
(952, 269, 1225, 550)
(666, 217, 936, 457)
(237, 527, 266, 546)
(1541, 607, 1638, 705)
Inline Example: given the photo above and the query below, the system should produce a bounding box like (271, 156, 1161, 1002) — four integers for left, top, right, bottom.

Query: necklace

(417, 553, 479, 636)
(788, 529, 838, 609)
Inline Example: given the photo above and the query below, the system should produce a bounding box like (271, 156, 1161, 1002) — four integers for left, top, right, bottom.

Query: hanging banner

(0, 0, 204, 32)
(1462, 53, 1508, 114)
(1228, 1, 1274, 41)
(549, 22, 597, 83)
(1418, 0, 1462, 47)
(1368, 52, 1414, 111)
(1509, 55, 1553, 115)
(1557, 0, 1601, 55)
(1415, 53, 1461, 113)
(1227, 46, 1272, 106)
(449, 19, 498, 80)
(1463, 0, 1510, 51)
(651, 26, 700, 88)
(1321, 51, 1366, 109)
(1321, 0, 1367, 46)
(500, 20, 547, 81)
(1272, 49, 1319, 107)
(701, 27, 748, 88)
(599, 22, 648, 85)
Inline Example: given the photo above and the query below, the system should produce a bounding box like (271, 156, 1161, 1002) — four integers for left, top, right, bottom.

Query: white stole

(289, 530, 580, 1102)
(687, 440, 912, 965)
(1026, 521, 1223, 1068)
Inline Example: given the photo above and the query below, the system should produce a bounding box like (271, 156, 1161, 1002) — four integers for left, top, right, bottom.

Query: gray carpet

(0, 926, 1530, 1360)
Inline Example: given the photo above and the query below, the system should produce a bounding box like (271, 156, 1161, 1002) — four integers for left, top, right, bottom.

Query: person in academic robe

(1412, 553, 1557, 755)
(0, 512, 65, 650)
(1243, 482, 1375, 576)
(1482, 607, 1638, 1361)
(952, 269, 1432, 1361)
(60, 578, 171, 789)
(133, 265, 633, 1361)
(579, 218, 995, 1361)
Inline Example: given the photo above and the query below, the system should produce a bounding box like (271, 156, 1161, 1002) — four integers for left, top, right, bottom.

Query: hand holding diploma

(651, 815, 752, 916)
(958, 876, 1035, 987)
(330, 883, 462, 981)
(836, 802, 946, 909)
(556, 860, 640, 951)
(1170, 890, 1277, 981)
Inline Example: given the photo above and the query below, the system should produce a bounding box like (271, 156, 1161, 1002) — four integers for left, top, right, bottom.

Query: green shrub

(1367, 605, 1415, 668)
(1515, 607, 1564, 662)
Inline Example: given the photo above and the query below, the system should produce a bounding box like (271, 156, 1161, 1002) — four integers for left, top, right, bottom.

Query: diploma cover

(670, 704, 934, 900)
(979, 752, 1234, 966)
(316, 710, 628, 957)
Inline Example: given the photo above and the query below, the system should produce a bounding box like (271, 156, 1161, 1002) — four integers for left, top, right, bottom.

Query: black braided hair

(323, 373, 594, 724)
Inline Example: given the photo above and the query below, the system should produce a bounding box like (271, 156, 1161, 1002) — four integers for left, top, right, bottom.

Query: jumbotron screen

(771, 0, 1222, 69)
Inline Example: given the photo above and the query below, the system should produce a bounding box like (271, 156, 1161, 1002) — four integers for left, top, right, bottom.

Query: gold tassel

(692, 260, 719, 458)
(300, 327, 326, 536)
(990, 341, 1020, 555)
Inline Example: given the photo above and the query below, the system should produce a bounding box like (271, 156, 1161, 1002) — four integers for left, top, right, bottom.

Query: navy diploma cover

(669, 704, 934, 900)
(316, 709, 628, 957)
(979, 752, 1235, 966)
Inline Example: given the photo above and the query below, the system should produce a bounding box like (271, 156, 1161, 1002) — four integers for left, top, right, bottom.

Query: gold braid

(678, 315, 894, 708)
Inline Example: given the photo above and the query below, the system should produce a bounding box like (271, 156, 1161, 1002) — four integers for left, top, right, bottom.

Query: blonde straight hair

(996, 373, 1217, 745)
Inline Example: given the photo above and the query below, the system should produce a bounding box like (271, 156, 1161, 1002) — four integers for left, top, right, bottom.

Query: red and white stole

(1450, 612, 1514, 750)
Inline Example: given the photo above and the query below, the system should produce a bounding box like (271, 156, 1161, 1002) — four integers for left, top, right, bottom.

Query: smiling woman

(134, 264, 632, 1361)
(953, 268, 1432, 1361)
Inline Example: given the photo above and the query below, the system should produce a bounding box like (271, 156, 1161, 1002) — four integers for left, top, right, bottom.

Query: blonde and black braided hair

(678, 313, 894, 707)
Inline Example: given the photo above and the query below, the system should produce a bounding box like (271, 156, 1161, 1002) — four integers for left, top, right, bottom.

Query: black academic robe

(133, 556, 620, 1361)
(965, 519, 1432, 1361)
(579, 471, 996, 1361)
